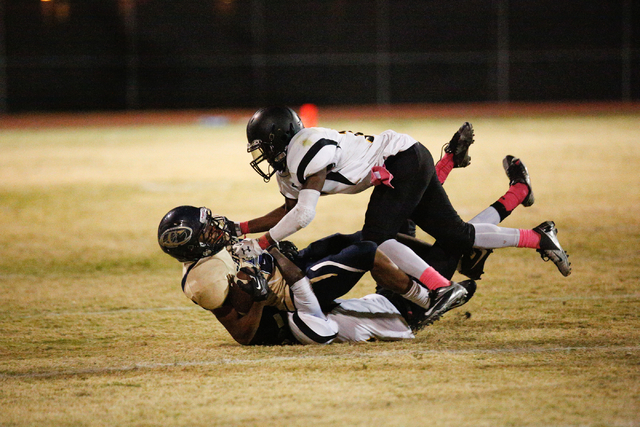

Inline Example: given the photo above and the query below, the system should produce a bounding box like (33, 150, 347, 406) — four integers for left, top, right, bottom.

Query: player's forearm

(268, 189, 320, 242)
(243, 204, 288, 234)
(268, 246, 305, 285)
(233, 302, 265, 345)
(215, 301, 265, 345)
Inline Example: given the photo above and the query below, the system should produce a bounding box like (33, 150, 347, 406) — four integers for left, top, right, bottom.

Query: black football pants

(361, 142, 474, 274)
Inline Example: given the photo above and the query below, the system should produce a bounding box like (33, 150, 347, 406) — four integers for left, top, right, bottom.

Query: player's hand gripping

(277, 240, 299, 262)
(233, 266, 270, 302)
(221, 217, 244, 238)
(233, 238, 264, 261)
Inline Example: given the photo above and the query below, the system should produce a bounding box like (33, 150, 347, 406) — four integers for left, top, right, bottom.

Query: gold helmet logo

(159, 226, 193, 248)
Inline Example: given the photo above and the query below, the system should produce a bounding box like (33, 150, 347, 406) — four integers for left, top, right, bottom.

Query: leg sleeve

(396, 234, 460, 280)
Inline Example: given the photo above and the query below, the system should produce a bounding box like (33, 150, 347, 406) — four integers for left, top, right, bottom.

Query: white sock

(472, 223, 520, 248)
(402, 280, 432, 309)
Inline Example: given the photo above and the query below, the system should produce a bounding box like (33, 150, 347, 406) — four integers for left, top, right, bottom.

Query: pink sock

(419, 267, 450, 291)
(518, 229, 541, 248)
(497, 183, 529, 212)
(436, 153, 454, 184)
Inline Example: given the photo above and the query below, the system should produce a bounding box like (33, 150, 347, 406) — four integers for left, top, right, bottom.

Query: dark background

(1, 0, 638, 113)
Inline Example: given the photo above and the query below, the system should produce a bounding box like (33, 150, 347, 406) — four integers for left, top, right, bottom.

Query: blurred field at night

(1, 104, 639, 426)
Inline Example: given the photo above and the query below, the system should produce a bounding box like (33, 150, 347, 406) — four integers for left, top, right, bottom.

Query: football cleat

(415, 282, 469, 330)
(457, 248, 493, 280)
(449, 279, 477, 310)
(443, 122, 475, 168)
(503, 155, 535, 207)
(533, 221, 572, 276)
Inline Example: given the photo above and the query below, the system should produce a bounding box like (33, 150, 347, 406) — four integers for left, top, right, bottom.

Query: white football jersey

(277, 127, 418, 199)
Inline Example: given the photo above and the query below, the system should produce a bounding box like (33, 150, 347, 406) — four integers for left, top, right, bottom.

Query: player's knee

(361, 229, 395, 245)
(289, 312, 338, 345)
(353, 240, 378, 258)
(435, 223, 475, 252)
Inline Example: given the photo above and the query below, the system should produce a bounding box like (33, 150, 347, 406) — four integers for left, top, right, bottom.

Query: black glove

(277, 240, 299, 262)
(234, 266, 270, 301)
(222, 217, 244, 238)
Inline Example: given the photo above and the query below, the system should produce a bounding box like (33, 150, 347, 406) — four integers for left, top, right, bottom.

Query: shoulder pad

(295, 138, 338, 184)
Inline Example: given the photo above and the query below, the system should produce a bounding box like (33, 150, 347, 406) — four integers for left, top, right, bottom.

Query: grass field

(1, 106, 639, 426)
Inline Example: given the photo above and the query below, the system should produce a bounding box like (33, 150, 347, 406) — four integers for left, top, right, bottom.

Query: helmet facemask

(247, 129, 288, 182)
(202, 214, 236, 254)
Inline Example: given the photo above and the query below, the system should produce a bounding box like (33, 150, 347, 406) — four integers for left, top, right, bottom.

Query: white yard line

(14, 293, 640, 319)
(5, 295, 637, 379)
(511, 294, 640, 302)
(3, 345, 638, 379)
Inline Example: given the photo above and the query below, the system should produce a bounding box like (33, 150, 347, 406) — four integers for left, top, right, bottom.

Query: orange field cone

(300, 103, 318, 127)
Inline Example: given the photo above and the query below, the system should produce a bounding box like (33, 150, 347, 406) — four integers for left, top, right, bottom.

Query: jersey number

(339, 130, 374, 143)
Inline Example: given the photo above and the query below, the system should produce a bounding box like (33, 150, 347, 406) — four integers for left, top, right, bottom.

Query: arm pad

(268, 189, 320, 242)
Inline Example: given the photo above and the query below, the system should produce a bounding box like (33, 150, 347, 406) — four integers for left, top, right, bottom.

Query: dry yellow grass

(1, 110, 639, 426)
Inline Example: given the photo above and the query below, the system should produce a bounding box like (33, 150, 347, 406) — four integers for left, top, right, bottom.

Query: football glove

(234, 266, 270, 302)
(277, 240, 299, 262)
(222, 217, 244, 238)
(233, 238, 264, 261)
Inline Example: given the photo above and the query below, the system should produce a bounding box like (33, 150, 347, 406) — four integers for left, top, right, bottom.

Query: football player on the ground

(232, 107, 570, 302)
(157, 206, 476, 345)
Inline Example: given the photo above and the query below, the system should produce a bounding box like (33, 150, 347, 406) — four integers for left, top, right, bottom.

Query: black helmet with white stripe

(246, 106, 304, 182)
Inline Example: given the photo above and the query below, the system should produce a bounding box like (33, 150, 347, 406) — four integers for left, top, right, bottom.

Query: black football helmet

(246, 106, 304, 182)
(158, 206, 233, 262)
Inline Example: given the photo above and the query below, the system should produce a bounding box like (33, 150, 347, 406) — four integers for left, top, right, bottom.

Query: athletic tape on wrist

(240, 221, 250, 235)
(257, 234, 270, 250)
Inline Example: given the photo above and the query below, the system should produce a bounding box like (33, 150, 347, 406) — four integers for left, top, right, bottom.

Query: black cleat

(533, 221, 571, 277)
(449, 279, 477, 310)
(443, 122, 475, 168)
(415, 282, 469, 330)
(503, 155, 535, 207)
(457, 248, 493, 280)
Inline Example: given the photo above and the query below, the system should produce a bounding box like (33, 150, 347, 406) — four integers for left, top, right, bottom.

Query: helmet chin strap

(273, 151, 285, 164)
(264, 164, 273, 183)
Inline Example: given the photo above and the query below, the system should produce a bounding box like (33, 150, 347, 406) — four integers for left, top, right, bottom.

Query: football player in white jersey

(157, 206, 476, 345)
(232, 107, 570, 309)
